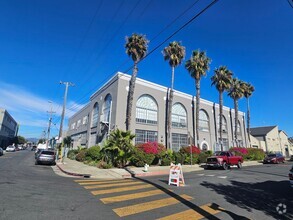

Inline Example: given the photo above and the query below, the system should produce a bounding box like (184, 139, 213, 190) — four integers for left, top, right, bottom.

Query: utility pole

(59, 81, 74, 141)
(46, 101, 56, 149)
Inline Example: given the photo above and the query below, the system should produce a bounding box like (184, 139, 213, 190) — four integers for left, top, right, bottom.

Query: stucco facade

(68, 72, 247, 151)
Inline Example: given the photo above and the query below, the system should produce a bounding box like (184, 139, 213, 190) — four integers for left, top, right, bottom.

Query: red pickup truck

(206, 151, 243, 170)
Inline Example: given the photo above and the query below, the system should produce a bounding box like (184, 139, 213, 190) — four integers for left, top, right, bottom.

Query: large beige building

(250, 126, 292, 157)
(68, 73, 248, 152)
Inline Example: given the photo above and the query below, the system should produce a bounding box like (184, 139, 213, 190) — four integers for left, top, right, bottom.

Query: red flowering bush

(180, 146, 201, 154)
(229, 147, 248, 155)
(136, 142, 165, 155)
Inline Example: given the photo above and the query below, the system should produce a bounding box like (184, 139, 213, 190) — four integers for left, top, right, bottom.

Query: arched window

(217, 115, 228, 133)
(136, 95, 158, 125)
(92, 102, 99, 127)
(101, 94, 112, 123)
(172, 103, 187, 128)
(199, 109, 209, 132)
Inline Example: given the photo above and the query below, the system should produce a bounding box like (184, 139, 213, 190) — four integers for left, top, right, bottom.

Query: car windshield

(214, 152, 227, 156)
(267, 154, 276, 157)
(41, 151, 54, 155)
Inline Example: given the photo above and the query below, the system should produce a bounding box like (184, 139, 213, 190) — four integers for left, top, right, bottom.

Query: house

(250, 125, 292, 156)
(67, 72, 248, 152)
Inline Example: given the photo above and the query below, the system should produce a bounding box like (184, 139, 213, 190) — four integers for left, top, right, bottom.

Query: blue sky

(0, 0, 292, 139)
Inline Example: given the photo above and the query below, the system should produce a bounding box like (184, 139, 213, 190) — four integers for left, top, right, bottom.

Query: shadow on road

(124, 168, 248, 219)
(201, 180, 293, 220)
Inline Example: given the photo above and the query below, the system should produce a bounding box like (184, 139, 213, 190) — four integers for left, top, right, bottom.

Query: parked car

(289, 165, 293, 188)
(263, 153, 285, 164)
(0, 147, 3, 156)
(6, 145, 16, 152)
(35, 149, 43, 159)
(35, 150, 55, 165)
(206, 151, 243, 170)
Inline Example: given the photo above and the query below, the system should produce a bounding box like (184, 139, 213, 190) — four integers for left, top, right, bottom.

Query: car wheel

(223, 162, 228, 170)
(237, 161, 242, 169)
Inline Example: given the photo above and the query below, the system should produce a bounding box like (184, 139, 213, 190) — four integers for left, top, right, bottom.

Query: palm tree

(101, 129, 135, 167)
(125, 33, 148, 131)
(228, 78, 245, 147)
(243, 82, 255, 147)
(163, 41, 185, 150)
(185, 50, 211, 147)
(211, 66, 233, 151)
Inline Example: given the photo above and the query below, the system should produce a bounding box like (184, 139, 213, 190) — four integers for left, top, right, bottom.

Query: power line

(66, 0, 207, 112)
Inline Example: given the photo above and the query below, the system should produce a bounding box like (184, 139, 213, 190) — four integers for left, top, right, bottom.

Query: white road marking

(218, 176, 227, 179)
(197, 174, 205, 176)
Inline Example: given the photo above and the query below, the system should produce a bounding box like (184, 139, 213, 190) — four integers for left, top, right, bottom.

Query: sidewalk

(56, 158, 263, 179)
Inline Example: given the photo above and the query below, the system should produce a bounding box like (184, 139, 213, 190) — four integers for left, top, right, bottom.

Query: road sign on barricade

(168, 163, 185, 187)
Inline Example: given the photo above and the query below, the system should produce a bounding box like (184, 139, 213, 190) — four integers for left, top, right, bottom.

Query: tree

(63, 136, 72, 148)
(38, 138, 46, 144)
(185, 50, 211, 147)
(17, 136, 26, 144)
(101, 129, 135, 167)
(228, 78, 245, 147)
(162, 41, 185, 150)
(243, 82, 255, 147)
(125, 33, 148, 131)
(211, 66, 233, 151)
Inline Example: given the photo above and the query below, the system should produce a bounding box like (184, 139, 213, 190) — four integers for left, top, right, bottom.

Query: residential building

(0, 109, 18, 148)
(250, 126, 292, 156)
(68, 72, 247, 151)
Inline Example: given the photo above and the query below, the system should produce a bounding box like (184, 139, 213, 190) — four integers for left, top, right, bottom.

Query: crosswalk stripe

(84, 181, 143, 189)
(91, 184, 153, 195)
(100, 189, 165, 204)
(157, 203, 224, 220)
(74, 179, 110, 183)
(113, 194, 193, 217)
(78, 179, 133, 185)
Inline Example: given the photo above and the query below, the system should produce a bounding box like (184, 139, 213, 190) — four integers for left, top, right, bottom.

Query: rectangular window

(172, 133, 188, 152)
(83, 116, 88, 125)
(77, 119, 81, 128)
(135, 130, 158, 145)
(71, 122, 76, 130)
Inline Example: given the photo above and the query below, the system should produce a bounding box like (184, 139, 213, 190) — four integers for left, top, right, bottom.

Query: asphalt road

(0, 150, 292, 220)
(0, 149, 119, 220)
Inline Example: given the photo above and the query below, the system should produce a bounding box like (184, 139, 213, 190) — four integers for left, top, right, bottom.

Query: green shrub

(67, 149, 79, 160)
(184, 154, 199, 165)
(130, 149, 155, 167)
(173, 152, 186, 164)
(75, 149, 87, 162)
(84, 160, 99, 167)
(244, 148, 265, 161)
(97, 160, 113, 169)
(86, 146, 101, 161)
(161, 157, 172, 166)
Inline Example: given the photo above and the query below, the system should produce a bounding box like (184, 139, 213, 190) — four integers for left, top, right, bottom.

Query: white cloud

(0, 81, 84, 130)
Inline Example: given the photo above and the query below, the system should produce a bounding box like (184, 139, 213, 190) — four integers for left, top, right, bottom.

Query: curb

(133, 170, 170, 177)
(56, 164, 91, 178)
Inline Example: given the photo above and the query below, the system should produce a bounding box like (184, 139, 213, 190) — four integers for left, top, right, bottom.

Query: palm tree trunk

(126, 62, 138, 131)
(234, 99, 239, 147)
(167, 66, 175, 150)
(195, 78, 200, 147)
(247, 97, 251, 147)
(219, 91, 223, 151)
